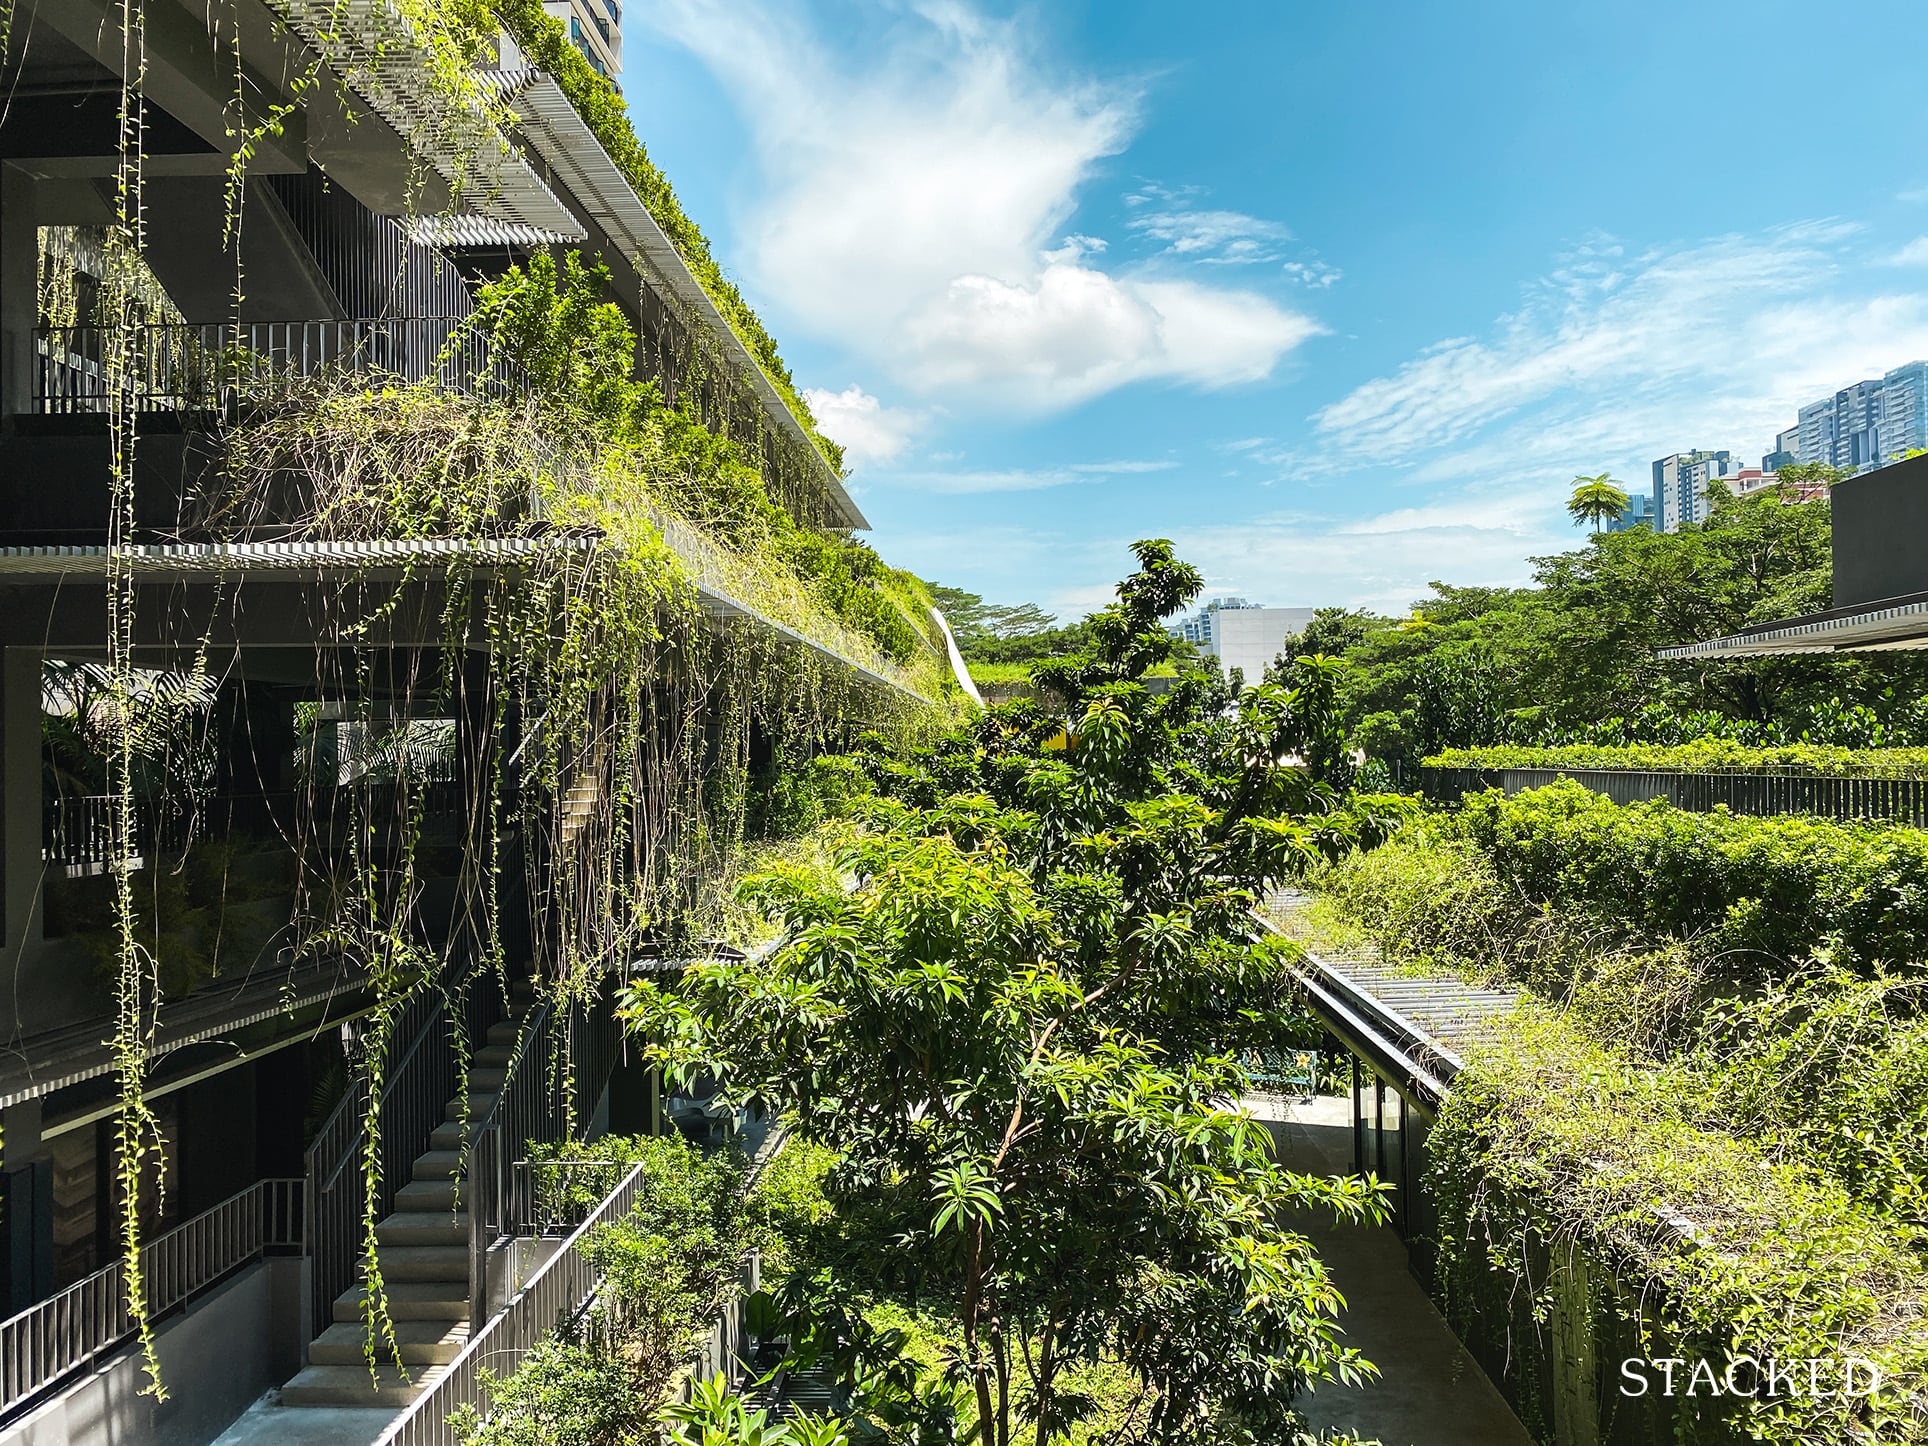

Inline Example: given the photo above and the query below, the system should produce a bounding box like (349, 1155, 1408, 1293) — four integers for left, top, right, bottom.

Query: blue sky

(625, 0, 1928, 620)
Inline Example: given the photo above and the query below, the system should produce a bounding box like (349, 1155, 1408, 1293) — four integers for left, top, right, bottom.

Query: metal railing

(305, 972, 504, 1338)
(0, 1178, 302, 1421)
(32, 319, 520, 415)
(376, 1161, 649, 1446)
(464, 979, 624, 1329)
(1422, 764, 1928, 826)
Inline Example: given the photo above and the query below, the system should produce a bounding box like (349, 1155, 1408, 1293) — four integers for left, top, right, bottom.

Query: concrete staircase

(277, 1004, 530, 1411)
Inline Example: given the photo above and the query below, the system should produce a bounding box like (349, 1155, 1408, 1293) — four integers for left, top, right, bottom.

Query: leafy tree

(625, 541, 1391, 1446)
(931, 584, 1060, 649)
(1566, 472, 1631, 534)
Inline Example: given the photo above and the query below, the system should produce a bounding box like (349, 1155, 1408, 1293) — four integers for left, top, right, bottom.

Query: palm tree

(1567, 472, 1630, 535)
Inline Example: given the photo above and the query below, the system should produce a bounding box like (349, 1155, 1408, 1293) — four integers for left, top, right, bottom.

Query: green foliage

(461, 252, 941, 671)
(490, 0, 842, 469)
(451, 1336, 650, 1446)
(929, 583, 1060, 650)
(1564, 471, 1630, 532)
(1688, 969, 1928, 1233)
(1430, 1008, 1928, 1446)
(625, 542, 1394, 1446)
(457, 1134, 755, 1444)
(1430, 739, 1928, 776)
(1308, 486, 1928, 764)
(663, 1376, 847, 1446)
(1453, 779, 1928, 980)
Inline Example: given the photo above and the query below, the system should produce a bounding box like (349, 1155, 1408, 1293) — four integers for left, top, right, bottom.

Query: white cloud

(1168, 497, 1560, 614)
(1891, 237, 1928, 266)
(1127, 207, 1292, 264)
(1282, 260, 1341, 288)
(1065, 460, 1177, 474)
(801, 385, 921, 467)
(1309, 223, 1928, 477)
(641, 1, 1320, 412)
(876, 455, 1173, 493)
(876, 467, 1097, 495)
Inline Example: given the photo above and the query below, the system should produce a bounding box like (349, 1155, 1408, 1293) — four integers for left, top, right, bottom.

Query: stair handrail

(304, 964, 505, 1340)
(464, 977, 626, 1330)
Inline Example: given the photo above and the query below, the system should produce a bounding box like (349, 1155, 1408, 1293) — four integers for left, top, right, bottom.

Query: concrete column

(0, 165, 39, 426)
(2, 647, 43, 958)
(1549, 1247, 1601, 1446)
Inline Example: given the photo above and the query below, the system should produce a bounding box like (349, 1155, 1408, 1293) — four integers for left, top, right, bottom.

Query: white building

(544, 0, 620, 84)
(1653, 450, 1736, 532)
(1777, 363, 1928, 475)
(1213, 607, 1318, 686)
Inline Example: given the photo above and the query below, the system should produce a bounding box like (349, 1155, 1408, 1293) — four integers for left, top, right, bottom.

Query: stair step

(309, 1319, 471, 1367)
(485, 1022, 522, 1046)
(428, 1121, 478, 1152)
(465, 1066, 507, 1091)
(279, 1363, 445, 1408)
(374, 1245, 469, 1283)
(448, 1093, 496, 1119)
(333, 1281, 470, 1324)
(375, 1211, 470, 1247)
(413, 1151, 462, 1182)
(395, 1179, 461, 1213)
(474, 1044, 514, 1067)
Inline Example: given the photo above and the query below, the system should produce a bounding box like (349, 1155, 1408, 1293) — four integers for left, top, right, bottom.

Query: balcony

(31, 318, 521, 420)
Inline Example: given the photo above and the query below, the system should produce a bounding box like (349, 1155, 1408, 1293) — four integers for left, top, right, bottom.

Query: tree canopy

(624, 541, 1395, 1446)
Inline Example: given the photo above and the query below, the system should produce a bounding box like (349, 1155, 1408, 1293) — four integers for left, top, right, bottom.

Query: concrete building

(0, 0, 911, 1439)
(1763, 425, 1801, 472)
(1653, 450, 1736, 532)
(1170, 596, 1257, 649)
(1880, 360, 1928, 461)
(1775, 363, 1928, 475)
(542, 0, 621, 84)
(1603, 492, 1655, 532)
(1213, 607, 1318, 686)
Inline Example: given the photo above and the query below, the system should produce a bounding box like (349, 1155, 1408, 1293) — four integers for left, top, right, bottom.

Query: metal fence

(32, 319, 521, 415)
(1421, 765, 1928, 826)
(465, 983, 621, 1331)
(375, 1162, 649, 1446)
(0, 1178, 302, 1420)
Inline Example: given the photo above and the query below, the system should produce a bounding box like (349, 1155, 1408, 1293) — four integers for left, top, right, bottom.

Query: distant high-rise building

(1653, 450, 1735, 532)
(1604, 493, 1655, 532)
(1169, 597, 1258, 648)
(1797, 396, 1840, 469)
(542, 0, 621, 84)
(1774, 364, 1928, 475)
(1881, 360, 1928, 461)
(1214, 608, 1319, 685)
(1763, 425, 1801, 472)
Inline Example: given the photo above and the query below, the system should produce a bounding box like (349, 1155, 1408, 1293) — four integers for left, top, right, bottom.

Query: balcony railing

(31, 319, 522, 416)
(0, 1178, 302, 1422)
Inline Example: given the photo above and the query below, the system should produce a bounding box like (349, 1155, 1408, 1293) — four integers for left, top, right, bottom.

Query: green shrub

(1455, 779, 1928, 977)
(1428, 741, 1928, 778)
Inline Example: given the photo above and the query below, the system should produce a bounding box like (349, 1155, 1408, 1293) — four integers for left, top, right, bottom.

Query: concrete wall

(1213, 607, 1317, 688)
(2, 1258, 303, 1446)
(1832, 451, 1928, 608)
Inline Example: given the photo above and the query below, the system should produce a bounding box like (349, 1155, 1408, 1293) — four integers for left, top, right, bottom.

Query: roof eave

(486, 70, 870, 532)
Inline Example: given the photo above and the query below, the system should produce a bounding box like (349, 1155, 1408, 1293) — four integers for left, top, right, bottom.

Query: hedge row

(1425, 741, 1928, 778)
(1452, 779, 1928, 973)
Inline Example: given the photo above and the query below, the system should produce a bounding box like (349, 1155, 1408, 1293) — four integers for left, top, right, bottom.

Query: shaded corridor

(1257, 1095, 1533, 1446)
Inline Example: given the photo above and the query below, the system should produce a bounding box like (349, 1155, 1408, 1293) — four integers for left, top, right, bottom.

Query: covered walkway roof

(1262, 891, 1519, 1104)
(1658, 591, 1928, 659)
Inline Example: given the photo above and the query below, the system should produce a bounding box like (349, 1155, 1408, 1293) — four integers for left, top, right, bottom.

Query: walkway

(1256, 1094, 1533, 1446)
